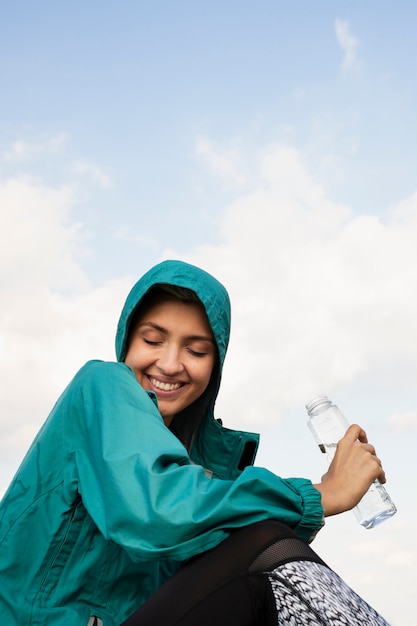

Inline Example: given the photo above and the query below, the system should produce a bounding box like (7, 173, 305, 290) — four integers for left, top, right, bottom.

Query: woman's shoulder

(68, 360, 156, 406)
(73, 359, 134, 382)
(60, 360, 138, 401)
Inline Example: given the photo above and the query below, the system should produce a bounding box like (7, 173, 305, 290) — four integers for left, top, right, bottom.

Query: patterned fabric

(268, 561, 390, 625)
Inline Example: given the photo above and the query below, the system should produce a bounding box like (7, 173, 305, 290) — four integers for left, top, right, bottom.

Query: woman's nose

(156, 345, 184, 375)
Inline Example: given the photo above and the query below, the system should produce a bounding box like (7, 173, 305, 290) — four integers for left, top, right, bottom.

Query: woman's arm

(64, 361, 324, 561)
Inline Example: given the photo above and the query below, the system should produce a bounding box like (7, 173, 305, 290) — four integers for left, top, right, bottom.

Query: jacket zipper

(36, 494, 82, 596)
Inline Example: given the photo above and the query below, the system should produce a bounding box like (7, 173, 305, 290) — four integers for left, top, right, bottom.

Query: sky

(1, 2, 416, 623)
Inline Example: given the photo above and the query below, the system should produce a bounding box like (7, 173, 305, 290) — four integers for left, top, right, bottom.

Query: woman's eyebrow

(187, 335, 215, 344)
(137, 321, 167, 333)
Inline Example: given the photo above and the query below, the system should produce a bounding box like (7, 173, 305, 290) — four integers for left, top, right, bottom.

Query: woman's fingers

(342, 424, 385, 481)
(344, 423, 368, 443)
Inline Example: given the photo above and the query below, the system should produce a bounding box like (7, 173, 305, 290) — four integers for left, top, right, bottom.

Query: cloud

(114, 226, 159, 249)
(386, 550, 416, 567)
(387, 411, 417, 432)
(171, 140, 417, 426)
(71, 160, 113, 188)
(0, 175, 131, 493)
(351, 539, 392, 558)
(335, 19, 360, 70)
(0, 176, 86, 291)
(195, 136, 248, 188)
(2, 133, 68, 162)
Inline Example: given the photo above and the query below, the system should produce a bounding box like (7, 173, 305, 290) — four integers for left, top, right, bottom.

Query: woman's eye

(143, 338, 161, 346)
(188, 347, 208, 357)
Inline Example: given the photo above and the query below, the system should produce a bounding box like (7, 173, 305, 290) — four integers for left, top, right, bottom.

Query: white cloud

(3, 133, 68, 162)
(0, 175, 131, 494)
(386, 550, 416, 567)
(196, 136, 248, 187)
(388, 189, 417, 225)
(72, 160, 113, 188)
(387, 411, 417, 432)
(0, 176, 86, 291)
(173, 140, 417, 427)
(335, 19, 360, 70)
(114, 225, 159, 249)
(351, 539, 392, 558)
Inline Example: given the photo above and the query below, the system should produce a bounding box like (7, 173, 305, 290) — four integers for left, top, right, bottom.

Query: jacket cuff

(292, 478, 325, 543)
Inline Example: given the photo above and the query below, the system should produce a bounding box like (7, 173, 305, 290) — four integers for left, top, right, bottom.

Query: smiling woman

(0, 260, 391, 626)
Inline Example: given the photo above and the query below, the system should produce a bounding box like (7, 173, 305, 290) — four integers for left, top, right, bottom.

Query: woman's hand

(313, 424, 386, 517)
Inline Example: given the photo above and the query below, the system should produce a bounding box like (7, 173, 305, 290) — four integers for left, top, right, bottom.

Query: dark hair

(147, 284, 201, 303)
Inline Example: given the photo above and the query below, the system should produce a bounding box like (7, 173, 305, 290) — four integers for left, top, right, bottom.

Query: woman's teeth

(150, 377, 182, 391)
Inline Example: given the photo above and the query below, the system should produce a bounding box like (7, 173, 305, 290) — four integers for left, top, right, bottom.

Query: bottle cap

(305, 394, 331, 414)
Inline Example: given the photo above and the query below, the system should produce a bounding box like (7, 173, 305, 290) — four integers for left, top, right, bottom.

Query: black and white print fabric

(268, 560, 390, 625)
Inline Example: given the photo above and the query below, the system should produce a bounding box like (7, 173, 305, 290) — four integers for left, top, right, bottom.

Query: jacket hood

(116, 259, 230, 365)
(115, 260, 231, 450)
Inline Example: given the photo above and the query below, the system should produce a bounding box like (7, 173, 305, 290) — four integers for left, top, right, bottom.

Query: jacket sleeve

(63, 361, 324, 562)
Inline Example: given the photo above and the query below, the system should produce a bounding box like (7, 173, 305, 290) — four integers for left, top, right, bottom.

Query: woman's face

(125, 295, 216, 426)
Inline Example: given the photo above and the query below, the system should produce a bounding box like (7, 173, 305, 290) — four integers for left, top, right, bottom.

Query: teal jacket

(0, 260, 323, 625)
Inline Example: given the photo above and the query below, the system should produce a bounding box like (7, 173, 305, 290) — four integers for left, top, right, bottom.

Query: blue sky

(3, 0, 417, 281)
(1, 3, 417, 624)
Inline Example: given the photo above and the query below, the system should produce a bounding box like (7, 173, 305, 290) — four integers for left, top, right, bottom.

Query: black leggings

(121, 520, 390, 626)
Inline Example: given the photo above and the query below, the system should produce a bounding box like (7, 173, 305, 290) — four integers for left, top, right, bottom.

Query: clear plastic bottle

(306, 394, 397, 529)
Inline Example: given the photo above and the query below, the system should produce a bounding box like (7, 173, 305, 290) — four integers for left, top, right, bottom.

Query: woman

(0, 260, 390, 625)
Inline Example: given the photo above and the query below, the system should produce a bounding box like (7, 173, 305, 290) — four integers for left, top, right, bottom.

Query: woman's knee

(228, 520, 298, 553)
(207, 520, 298, 573)
(244, 520, 325, 573)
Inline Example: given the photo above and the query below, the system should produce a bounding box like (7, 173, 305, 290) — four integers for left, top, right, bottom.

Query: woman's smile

(147, 375, 185, 393)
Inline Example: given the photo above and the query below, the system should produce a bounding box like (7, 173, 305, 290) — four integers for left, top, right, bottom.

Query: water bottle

(306, 394, 397, 529)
